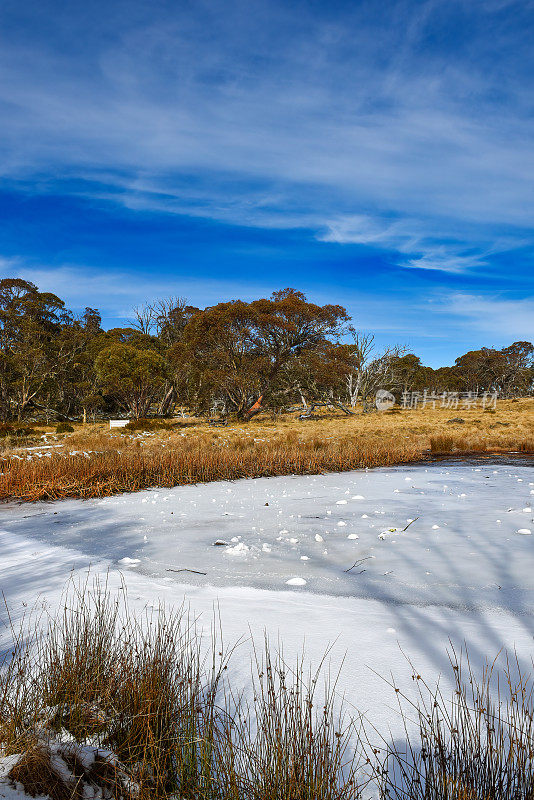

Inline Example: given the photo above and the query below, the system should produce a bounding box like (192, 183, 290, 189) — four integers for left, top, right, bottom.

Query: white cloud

(438, 293, 534, 340)
(319, 215, 516, 274)
(6, 264, 277, 319)
(0, 255, 22, 272)
(1, 262, 456, 340)
(0, 0, 533, 274)
(6, 264, 531, 365)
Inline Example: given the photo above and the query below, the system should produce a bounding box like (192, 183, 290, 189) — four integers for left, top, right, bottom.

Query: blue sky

(0, 0, 533, 366)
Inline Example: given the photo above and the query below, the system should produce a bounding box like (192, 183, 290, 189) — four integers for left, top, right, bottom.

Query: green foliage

(95, 344, 165, 419)
(56, 422, 75, 433)
(0, 277, 532, 423)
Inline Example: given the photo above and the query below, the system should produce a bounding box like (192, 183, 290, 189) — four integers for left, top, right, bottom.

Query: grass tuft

(0, 584, 362, 799)
(1, 399, 532, 502)
(374, 649, 534, 800)
(1, 586, 534, 798)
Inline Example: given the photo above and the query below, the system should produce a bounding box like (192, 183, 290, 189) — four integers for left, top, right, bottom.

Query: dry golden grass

(3, 585, 534, 799)
(1, 399, 532, 502)
(2, 585, 362, 800)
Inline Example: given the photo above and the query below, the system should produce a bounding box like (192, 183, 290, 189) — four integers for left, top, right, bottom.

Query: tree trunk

(159, 384, 176, 417)
(244, 393, 264, 420)
(27, 401, 75, 421)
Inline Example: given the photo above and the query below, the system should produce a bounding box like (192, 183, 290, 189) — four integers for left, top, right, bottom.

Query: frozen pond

(2, 461, 534, 611)
(1, 460, 533, 742)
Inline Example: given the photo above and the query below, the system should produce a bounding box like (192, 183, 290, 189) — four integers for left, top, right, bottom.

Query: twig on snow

(344, 557, 373, 573)
(166, 568, 207, 575)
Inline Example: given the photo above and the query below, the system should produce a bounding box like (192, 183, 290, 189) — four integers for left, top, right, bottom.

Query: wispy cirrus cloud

(439, 293, 534, 340)
(6, 264, 276, 320)
(0, 0, 533, 276)
(5, 261, 532, 368)
(318, 214, 529, 274)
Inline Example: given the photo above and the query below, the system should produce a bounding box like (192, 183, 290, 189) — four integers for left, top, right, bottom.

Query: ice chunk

(378, 528, 399, 540)
(286, 577, 307, 586)
(225, 542, 250, 556)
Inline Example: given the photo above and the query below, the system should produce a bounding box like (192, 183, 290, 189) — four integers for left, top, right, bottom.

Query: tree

(355, 348, 406, 410)
(0, 278, 68, 420)
(500, 342, 534, 396)
(246, 289, 349, 414)
(174, 289, 349, 418)
(152, 298, 199, 415)
(454, 348, 498, 392)
(95, 344, 165, 419)
(1, 275, 532, 423)
(175, 300, 262, 417)
(280, 341, 355, 413)
(328, 330, 408, 410)
(332, 331, 376, 408)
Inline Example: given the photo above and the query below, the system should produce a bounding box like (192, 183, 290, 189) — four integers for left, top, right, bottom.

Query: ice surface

(3, 462, 533, 612)
(0, 460, 533, 752)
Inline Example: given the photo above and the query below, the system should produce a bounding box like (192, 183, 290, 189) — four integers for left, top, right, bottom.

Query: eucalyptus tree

(0, 278, 68, 419)
(95, 344, 166, 419)
(172, 289, 349, 418)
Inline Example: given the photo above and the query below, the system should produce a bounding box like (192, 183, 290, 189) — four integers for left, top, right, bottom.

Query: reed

(372, 649, 534, 800)
(0, 436, 422, 501)
(1, 398, 532, 502)
(1, 587, 534, 799)
(0, 585, 362, 799)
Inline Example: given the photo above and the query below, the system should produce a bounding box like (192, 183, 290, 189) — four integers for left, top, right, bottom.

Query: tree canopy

(0, 277, 532, 421)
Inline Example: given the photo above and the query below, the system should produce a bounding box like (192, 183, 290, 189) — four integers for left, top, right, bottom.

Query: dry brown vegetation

(375, 651, 534, 800)
(1, 399, 532, 502)
(1, 585, 362, 800)
(1, 586, 533, 799)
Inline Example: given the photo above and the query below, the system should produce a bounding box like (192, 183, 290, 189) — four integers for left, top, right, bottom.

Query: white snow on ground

(0, 741, 136, 800)
(0, 460, 533, 750)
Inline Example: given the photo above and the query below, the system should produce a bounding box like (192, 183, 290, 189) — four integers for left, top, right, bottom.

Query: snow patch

(225, 542, 250, 556)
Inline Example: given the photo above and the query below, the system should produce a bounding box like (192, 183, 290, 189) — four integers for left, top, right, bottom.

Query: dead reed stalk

(2, 586, 534, 799)
(371, 649, 534, 800)
(0, 437, 423, 502)
(0, 583, 362, 798)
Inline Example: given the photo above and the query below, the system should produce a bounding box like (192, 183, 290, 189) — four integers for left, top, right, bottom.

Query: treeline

(0, 278, 532, 421)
